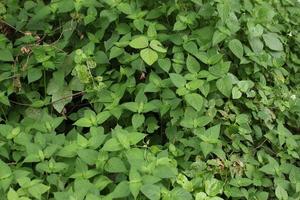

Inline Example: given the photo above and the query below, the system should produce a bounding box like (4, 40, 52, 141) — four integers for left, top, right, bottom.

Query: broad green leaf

(205, 178, 223, 196)
(102, 138, 123, 151)
(212, 30, 227, 46)
(150, 40, 167, 53)
(132, 114, 145, 129)
(141, 184, 160, 200)
(275, 185, 288, 200)
(184, 93, 203, 111)
(52, 87, 72, 113)
(117, 3, 132, 15)
(129, 169, 142, 199)
(109, 46, 124, 59)
(170, 187, 193, 200)
(7, 188, 19, 200)
(129, 36, 149, 49)
(105, 157, 127, 173)
(186, 54, 200, 73)
(200, 142, 214, 157)
(140, 48, 158, 65)
(209, 61, 230, 77)
(122, 102, 139, 112)
(28, 183, 50, 199)
(28, 68, 42, 83)
(232, 86, 242, 99)
(0, 159, 12, 179)
(216, 75, 232, 97)
(74, 118, 93, 127)
(262, 33, 283, 51)
(153, 165, 177, 179)
(170, 73, 186, 88)
(112, 181, 130, 198)
(95, 51, 109, 64)
(77, 149, 98, 165)
(158, 58, 171, 72)
(228, 39, 243, 59)
(96, 111, 111, 124)
(128, 132, 146, 145)
(0, 49, 13, 62)
(183, 41, 198, 56)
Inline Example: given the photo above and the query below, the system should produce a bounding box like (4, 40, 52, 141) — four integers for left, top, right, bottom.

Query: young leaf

(132, 114, 145, 129)
(228, 39, 244, 59)
(129, 169, 142, 199)
(186, 54, 200, 73)
(169, 73, 186, 88)
(150, 40, 167, 53)
(0, 49, 14, 62)
(158, 58, 171, 72)
(216, 75, 233, 97)
(141, 184, 160, 200)
(129, 36, 149, 49)
(140, 48, 158, 65)
(0, 159, 12, 179)
(184, 93, 204, 111)
(275, 185, 288, 200)
(262, 33, 283, 51)
(74, 118, 93, 127)
(105, 157, 127, 173)
(232, 86, 242, 99)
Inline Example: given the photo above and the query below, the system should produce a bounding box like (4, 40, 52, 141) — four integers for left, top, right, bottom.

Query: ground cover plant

(0, 0, 300, 199)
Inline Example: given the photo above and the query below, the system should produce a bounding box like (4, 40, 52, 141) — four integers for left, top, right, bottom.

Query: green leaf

(141, 184, 160, 200)
(95, 51, 109, 64)
(216, 75, 232, 97)
(28, 183, 50, 199)
(129, 36, 149, 49)
(77, 149, 98, 165)
(117, 3, 132, 15)
(183, 41, 198, 56)
(122, 102, 139, 112)
(184, 93, 203, 111)
(109, 46, 124, 59)
(212, 30, 227, 46)
(132, 114, 145, 129)
(153, 165, 177, 179)
(0, 49, 13, 62)
(0, 159, 12, 179)
(7, 188, 19, 200)
(140, 48, 158, 65)
(262, 33, 283, 51)
(105, 157, 127, 173)
(209, 61, 230, 77)
(102, 138, 123, 152)
(128, 132, 146, 145)
(170, 187, 193, 200)
(232, 86, 242, 99)
(205, 178, 223, 196)
(200, 142, 214, 157)
(129, 169, 142, 199)
(52, 87, 72, 113)
(186, 54, 200, 73)
(112, 181, 130, 198)
(74, 118, 93, 127)
(158, 58, 171, 72)
(170, 73, 186, 88)
(275, 185, 288, 200)
(150, 40, 167, 53)
(96, 111, 111, 124)
(28, 68, 42, 83)
(228, 39, 244, 59)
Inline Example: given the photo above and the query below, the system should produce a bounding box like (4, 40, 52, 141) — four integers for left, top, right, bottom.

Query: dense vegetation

(0, 0, 300, 199)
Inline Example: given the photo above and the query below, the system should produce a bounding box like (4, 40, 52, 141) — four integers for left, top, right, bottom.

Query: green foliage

(0, 0, 300, 199)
